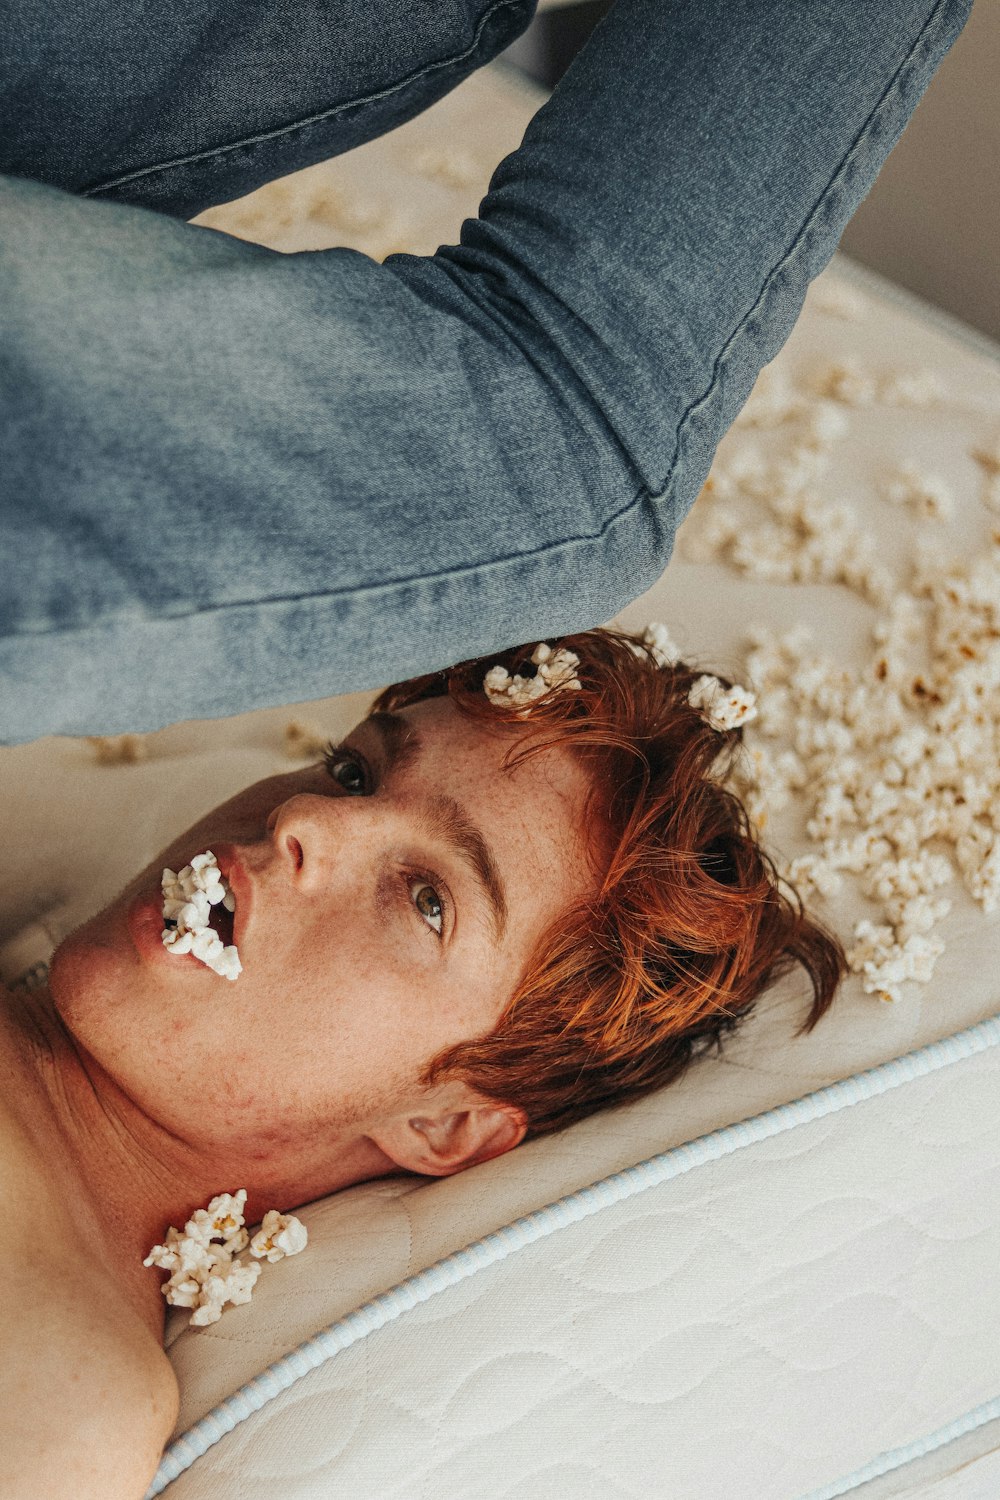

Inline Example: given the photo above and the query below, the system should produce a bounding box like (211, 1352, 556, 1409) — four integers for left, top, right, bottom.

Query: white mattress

(155, 1023, 1000, 1500)
(1, 58, 998, 1500)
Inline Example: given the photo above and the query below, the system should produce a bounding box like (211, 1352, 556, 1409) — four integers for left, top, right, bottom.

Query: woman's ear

(371, 1094, 528, 1177)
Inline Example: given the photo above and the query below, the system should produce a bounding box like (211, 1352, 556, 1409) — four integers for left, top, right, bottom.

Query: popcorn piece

(183, 1190, 250, 1250)
(735, 366, 811, 429)
(86, 733, 147, 765)
(284, 719, 329, 760)
(642, 622, 681, 667)
(881, 464, 954, 522)
(144, 1190, 306, 1327)
(971, 437, 1000, 479)
(483, 642, 582, 709)
(784, 854, 842, 900)
(812, 359, 877, 406)
(808, 279, 870, 322)
(249, 1209, 309, 1263)
(801, 400, 850, 452)
(625, 620, 682, 668)
(878, 369, 946, 407)
(707, 444, 769, 500)
(410, 144, 480, 190)
(847, 924, 945, 1005)
(688, 675, 758, 732)
(161, 851, 242, 982)
(162, 929, 194, 955)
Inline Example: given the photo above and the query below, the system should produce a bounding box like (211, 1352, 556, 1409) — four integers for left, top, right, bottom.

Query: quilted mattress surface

(1, 57, 999, 1500)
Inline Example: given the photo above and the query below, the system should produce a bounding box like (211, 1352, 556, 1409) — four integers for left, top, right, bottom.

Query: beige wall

(840, 0, 999, 342)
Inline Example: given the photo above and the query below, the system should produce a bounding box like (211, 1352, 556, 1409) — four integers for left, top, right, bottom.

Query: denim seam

(48, 0, 956, 643)
(7, 472, 652, 638)
(80, 0, 530, 198)
(651, 0, 959, 504)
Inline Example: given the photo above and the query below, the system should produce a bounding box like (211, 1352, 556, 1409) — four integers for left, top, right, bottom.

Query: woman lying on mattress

(0, 625, 844, 1499)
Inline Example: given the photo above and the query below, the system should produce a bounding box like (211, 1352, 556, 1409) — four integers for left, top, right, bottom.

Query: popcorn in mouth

(161, 851, 242, 981)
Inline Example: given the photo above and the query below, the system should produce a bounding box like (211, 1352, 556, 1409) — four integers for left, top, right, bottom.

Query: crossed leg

(0, 0, 972, 741)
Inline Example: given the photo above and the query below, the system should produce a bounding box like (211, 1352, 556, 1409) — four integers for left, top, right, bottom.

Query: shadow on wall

(838, 0, 999, 344)
(503, 0, 999, 343)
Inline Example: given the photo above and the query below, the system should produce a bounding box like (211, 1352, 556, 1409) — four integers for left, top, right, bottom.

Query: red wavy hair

(371, 626, 846, 1138)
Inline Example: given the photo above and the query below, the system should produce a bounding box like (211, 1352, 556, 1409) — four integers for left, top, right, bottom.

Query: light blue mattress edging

(148, 1010, 1000, 1498)
(800, 1396, 1000, 1500)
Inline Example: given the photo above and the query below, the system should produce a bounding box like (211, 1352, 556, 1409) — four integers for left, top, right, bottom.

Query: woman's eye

(410, 878, 444, 937)
(323, 745, 369, 795)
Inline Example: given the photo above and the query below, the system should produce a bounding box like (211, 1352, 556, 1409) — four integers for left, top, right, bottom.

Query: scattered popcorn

(971, 437, 1000, 479)
(162, 850, 242, 981)
(484, 642, 582, 708)
(144, 1190, 307, 1327)
(812, 358, 877, 406)
(732, 534, 1000, 1000)
(284, 719, 329, 760)
(878, 369, 946, 407)
(689, 341, 1000, 1009)
(735, 366, 811, 429)
(881, 464, 954, 522)
(86, 733, 147, 765)
(410, 145, 480, 190)
(808, 279, 870, 322)
(688, 675, 758, 731)
(983, 474, 1000, 516)
(688, 413, 894, 607)
(846, 923, 945, 1005)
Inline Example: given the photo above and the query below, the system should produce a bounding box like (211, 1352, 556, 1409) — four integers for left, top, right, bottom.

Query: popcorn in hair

(629, 621, 682, 668)
(688, 674, 758, 732)
(483, 641, 582, 708)
(374, 623, 844, 1137)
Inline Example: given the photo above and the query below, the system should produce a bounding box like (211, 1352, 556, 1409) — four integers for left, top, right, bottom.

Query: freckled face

(49, 699, 597, 1157)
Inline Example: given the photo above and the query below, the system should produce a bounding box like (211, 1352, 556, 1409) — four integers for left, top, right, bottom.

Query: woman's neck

(0, 980, 178, 1336)
(0, 981, 395, 1343)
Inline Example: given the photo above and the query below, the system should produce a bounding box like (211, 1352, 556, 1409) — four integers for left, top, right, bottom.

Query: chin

(48, 907, 143, 1040)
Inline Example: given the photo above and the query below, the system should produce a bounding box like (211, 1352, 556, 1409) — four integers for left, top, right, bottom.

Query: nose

(268, 791, 371, 892)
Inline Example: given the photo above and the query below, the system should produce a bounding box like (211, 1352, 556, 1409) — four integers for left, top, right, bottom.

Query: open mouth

(161, 850, 242, 980)
(207, 901, 235, 948)
(164, 900, 235, 948)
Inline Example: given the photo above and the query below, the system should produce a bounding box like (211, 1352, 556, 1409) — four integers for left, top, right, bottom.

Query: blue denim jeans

(0, 0, 972, 742)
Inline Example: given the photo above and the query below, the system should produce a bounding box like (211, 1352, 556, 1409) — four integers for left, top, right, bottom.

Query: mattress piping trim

(798, 1395, 1000, 1499)
(147, 1009, 1000, 1498)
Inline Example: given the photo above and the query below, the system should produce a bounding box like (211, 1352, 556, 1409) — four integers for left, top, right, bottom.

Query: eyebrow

(362, 710, 509, 946)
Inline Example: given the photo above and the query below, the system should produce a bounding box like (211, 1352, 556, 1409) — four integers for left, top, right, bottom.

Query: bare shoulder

(0, 1264, 179, 1500)
(0, 1082, 179, 1498)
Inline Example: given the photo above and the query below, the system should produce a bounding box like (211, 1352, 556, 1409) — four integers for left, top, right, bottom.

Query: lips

(128, 889, 199, 967)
